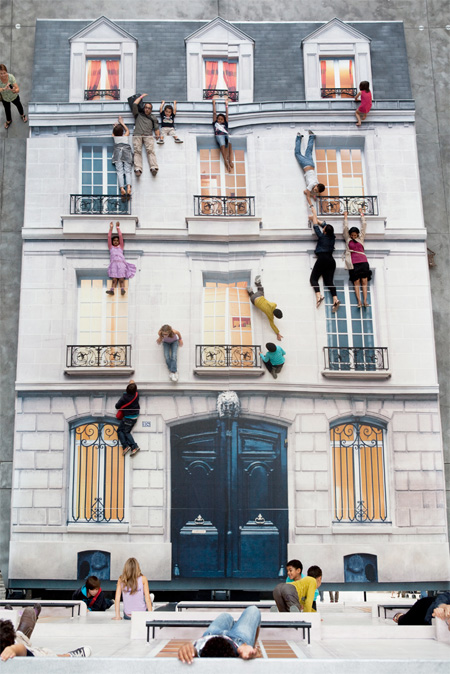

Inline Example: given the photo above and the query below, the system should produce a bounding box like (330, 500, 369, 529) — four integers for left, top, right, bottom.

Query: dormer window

(303, 18, 372, 101)
(69, 16, 137, 103)
(185, 17, 254, 103)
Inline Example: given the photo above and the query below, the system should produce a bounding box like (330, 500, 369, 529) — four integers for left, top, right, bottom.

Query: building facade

(9, 17, 449, 588)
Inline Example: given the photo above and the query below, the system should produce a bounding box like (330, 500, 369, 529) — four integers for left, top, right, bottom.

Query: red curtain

(320, 60, 327, 88)
(205, 61, 219, 91)
(87, 60, 101, 92)
(223, 61, 237, 92)
(106, 60, 119, 91)
(349, 59, 353, 83)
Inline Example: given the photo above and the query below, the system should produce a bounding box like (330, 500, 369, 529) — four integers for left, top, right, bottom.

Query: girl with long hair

(112, 557, 153, 620)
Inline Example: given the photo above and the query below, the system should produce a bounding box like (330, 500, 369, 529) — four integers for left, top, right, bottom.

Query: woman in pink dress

(106, 221, 136, 296)
(355, 81, 372, 126)
(343, 209, 372, 308)
(112, 557, 153, 620)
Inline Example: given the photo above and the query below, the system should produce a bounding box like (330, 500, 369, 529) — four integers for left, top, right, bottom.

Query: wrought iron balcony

(203, 89, 239, 102)
(70, 194, 130, 215)
(196, 345, 261, 368)
(316, 195, 379, 216)
(67, 345, 132, 368)
(194, 195, 255, 217)
(321, 87, 357, 99)
(324, 347, 389, 372)
(84, 89, 120, 101)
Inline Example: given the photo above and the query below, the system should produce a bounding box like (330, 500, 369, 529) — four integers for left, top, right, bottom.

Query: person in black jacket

(72, 576, 113, 612)
(308, 203, 340, 312)
(115, 380, 140, 457)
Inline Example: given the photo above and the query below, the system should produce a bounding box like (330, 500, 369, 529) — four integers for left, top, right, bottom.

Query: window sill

(194, 367, 265, 378)
(64, 367, 134, 377)
(62, 215, 138, 235)
(322, 370, 391, 380)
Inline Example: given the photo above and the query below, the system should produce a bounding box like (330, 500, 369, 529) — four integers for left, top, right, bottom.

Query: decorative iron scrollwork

(197, 345, 261, 369)
(70, 194, 130, 215)
(324, 346, 389, 372)
(316, 195, 379, 216)
(194, 195, 255, 217)
(84, 89, 120, 101)
(67, 345, 132, 368)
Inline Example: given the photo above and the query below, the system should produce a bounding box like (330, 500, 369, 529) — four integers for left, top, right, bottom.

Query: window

(78, 277, 128, 345)
(200, 148, 247, 197)
(320, 58, 355, 98)
(325, 278, 375, 371)
(85, 58, 120, 100)
(199, 276, 259, 368)
(70, 421, 125, 523)
(81, 144, 117, 196)
(204, 59, 238, 100)
(331, 419, 388, 523)
(316, 148, 365, 198)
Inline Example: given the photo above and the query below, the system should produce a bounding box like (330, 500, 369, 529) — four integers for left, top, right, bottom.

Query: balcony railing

(203, 89, 239, 102)
(67, 345, 132, 368)
(70, 194, 130, 215)
(84, 89, 120, 101)
(324, 347, 389, 372)
(194, 195, 255, 217)
(321, 87, 357, 99)
(196, 345, 261, 368)
(316, 195, 379, 216)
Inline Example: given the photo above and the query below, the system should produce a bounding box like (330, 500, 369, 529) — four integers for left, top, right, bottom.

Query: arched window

(70, 420, 126, 523)
(331, 419, 388, 523)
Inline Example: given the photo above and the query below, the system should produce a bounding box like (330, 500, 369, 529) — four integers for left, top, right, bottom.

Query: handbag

(116, 391, 138, 420)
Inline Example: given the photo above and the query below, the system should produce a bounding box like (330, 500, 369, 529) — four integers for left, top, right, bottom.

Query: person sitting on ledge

(393, 591, 450, 627)
(178, 606, 261, 663)
(72, 575, 113, 611)
(273, 565, 322, 612)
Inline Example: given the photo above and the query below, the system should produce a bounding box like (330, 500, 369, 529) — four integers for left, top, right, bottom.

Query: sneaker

(122, 446, 131, 456)
(130, 446, 140, 457)
(121, 288, 126, 296)
(289, 605, 300, 613)
(106, 289, 114, 296)
(174, 138, 183, 143)
(134, 169, 142, 177)
(170, 372, 177, 382)
(308, 129, 315, 135)
(151, 168, 158, 176)
(296, 132, 303, 137)
(156, 138, 164, 144)
(173, 372, 179, 381)
(272, 372, 278, 379)
(68, 646, 91, 658)
(254, 275, 262, 285)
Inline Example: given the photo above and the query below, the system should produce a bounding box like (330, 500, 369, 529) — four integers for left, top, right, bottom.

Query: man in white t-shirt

(295, 131, 325, 202)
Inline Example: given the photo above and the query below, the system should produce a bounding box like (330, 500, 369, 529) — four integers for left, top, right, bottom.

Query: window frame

(197, 138, 249, 198)
(202, 273, 253, 346)
(79, 142, 118, 195)
(316, 145, 367, 198)
(77, 274, 129, 346)
(85, 57, 121, 98)
(330, 418, 390, 525)
(69, 418, 127, 524)
(203, 58, 239, 94)
(319, 57, 355, 98)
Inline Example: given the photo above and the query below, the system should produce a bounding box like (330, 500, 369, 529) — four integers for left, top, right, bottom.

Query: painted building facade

(9, 17, 449, 588)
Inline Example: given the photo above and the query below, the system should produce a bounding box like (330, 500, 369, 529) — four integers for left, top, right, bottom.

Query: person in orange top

(247, 276, 283, 340)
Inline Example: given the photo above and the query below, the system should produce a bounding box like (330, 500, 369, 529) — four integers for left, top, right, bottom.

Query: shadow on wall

(77, 550, 111, 580)
(344, 553, 378, 583)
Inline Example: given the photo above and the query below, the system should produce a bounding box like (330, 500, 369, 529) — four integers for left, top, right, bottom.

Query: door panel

(171, 418, 287, 578)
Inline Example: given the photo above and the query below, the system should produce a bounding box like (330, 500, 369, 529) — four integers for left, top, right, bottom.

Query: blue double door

(171, 418, 288, 578)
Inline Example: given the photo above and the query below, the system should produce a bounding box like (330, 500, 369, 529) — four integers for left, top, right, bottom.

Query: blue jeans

(117, 417, 138, 450)
(115, 160, 133, 189)
(163, 341, 178, 373)
(295, 133, 315, 169)
(202, 606, 261, 648)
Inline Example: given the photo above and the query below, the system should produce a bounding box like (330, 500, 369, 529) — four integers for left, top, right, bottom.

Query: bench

(377, 604, 414, 619)
(0, 600, 86, 618)
(175, 601, 275, 612)
(145, 612, 312, 644)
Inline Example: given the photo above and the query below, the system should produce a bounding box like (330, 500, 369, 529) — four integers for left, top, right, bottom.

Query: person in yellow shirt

(273, 565, 322, 612)
(247, 276, 283, 340)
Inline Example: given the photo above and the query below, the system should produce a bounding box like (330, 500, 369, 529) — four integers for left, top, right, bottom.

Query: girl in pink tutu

(106, 222, 136, 296)
(354, 81, 372, 126)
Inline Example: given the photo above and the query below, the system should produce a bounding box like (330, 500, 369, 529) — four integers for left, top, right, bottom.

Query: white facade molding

(69, 16, 137, 103)
(302, 18, 372, 100)
(185, 17, 254, 103)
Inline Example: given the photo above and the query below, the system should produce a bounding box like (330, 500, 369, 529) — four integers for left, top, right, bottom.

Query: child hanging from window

(354, 81, 372, 126)
(106, 221, 136, 296)
(112, 116, 133, 199)
(156, 324, 183, 382)
(212, 95, 233, 173)
(157, 100, 183, 144)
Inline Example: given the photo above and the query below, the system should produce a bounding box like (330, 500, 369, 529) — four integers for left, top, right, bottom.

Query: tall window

(320, 58, 354, 97)
(325, 278, 375, 370)
(86, 58, 120, 99)
(81, 144, 118, 196)
(70, 421, 125, 523)
(316, 148, 365, 198)
(200, 148, 247, 197)
(204, 59, 238, 95)
(331, 420, 388, 523)
(78, 277, 128, 345)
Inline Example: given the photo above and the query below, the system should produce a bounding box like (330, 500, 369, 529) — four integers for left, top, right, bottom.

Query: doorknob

(254, 514, 265, 524)
(195, 515, 205, 524)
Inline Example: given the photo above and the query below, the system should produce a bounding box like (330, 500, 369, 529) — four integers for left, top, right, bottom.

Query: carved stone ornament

(217, 391, 240, 418)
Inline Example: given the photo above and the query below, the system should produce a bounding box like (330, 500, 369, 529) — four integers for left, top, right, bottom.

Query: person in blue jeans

(177, 606, 261, 662)
(115, 380, 140, 457)
(294, 130, 325, 203)
(156, 324, 183, 382)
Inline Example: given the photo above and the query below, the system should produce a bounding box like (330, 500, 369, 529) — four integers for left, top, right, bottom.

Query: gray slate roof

(32, 19, 412, 103)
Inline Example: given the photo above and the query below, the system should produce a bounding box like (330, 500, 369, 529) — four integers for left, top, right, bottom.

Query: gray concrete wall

(1, 0, 448, 585)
